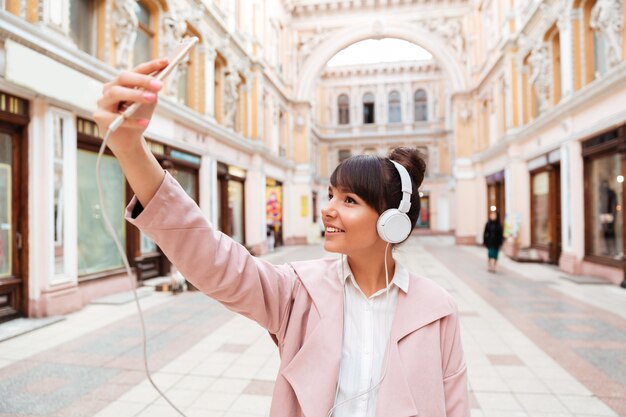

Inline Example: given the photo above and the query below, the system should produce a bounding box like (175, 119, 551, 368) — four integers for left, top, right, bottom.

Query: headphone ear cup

(377, 209, 412, 244)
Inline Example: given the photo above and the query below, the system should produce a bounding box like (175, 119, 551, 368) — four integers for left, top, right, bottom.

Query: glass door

(0, 129, 22, 322)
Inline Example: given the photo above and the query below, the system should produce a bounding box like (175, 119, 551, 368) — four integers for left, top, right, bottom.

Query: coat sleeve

(440, 303, 470, 417)
(482, 224, 488, 247)
(125, 172, 297, 341)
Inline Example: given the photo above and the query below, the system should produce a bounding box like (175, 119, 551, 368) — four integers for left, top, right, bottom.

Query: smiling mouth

(326, 226, 346, 233)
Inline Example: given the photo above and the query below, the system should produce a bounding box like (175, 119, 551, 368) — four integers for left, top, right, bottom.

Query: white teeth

(326, 227, 345, 233)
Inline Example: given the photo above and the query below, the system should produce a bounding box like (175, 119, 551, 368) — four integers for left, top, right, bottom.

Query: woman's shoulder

(407, 271, 459, 310)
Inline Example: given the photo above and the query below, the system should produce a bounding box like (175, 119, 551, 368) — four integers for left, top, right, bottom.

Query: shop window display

(77, 150, 126, 275)
(588, 154, 623, 258)
(532, 171, 551, 246)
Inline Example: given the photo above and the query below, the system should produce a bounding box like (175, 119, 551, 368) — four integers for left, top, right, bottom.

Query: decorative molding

(112, 0, 137, 69)
(528, 42, 551, 114)
(589, 0, 624, 69)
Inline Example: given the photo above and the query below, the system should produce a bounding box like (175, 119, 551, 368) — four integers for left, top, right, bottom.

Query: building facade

(313, 60, 455, 232)
(459, 0, 626, 285)
(0, 0, 310, 320)
(0, 0, 625, 321)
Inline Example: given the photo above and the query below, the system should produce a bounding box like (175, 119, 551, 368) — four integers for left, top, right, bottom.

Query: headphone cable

(97, 116, 188, 417)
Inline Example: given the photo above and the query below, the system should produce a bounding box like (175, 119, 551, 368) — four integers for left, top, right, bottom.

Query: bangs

(329, 155, 385, 213)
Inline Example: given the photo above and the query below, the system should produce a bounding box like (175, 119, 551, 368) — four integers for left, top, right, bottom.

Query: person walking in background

(483, 211, 504, 273)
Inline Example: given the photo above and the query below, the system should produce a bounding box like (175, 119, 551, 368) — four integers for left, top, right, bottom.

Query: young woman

(94, 58, 469, 417)
(483, 211, 504, 273)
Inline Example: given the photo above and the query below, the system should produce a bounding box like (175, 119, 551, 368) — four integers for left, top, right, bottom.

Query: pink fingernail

(150, 80, 163, 89)
(143, 92, 156, 100)
(139, 119, 149, 127)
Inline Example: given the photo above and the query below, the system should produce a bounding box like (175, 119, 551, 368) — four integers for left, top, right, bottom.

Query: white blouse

(331, 257, 409, 417)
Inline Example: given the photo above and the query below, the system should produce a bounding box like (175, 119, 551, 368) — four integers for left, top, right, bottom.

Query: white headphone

(376, 160, 413, 244)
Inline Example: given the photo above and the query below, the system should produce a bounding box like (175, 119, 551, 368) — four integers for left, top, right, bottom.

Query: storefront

(529, 151, 561, 264)
(0, 92, 29, 323)
(76, 118, 127, 280)
(486, 170, 506, 222)
(127, 139, 202, 281)
(415, 191, 430, 229)
(266, 178, 284, 249)
(583, 126, 625, 273)
(217, 163, 246, 245)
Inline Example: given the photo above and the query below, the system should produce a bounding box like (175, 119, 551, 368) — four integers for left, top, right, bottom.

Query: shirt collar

(336, 256, 410, 294)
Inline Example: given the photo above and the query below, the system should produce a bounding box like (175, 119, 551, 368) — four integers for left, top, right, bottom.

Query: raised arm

(94, 58, 297, 340)
(125, 173, 297, 337)
(93, 58, 169, 207)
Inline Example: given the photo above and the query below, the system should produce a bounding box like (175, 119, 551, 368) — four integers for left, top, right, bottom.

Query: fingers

(93, 110, 150, 131)
(132, 57, 169, 75)
(116, 71, 164, 92)
(98, 85, 158, 111)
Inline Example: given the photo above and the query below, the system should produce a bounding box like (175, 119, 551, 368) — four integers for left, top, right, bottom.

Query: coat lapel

(281, 259, 344, 417)
(375, 274, 456, 416)
(391, 274, 456, 344)
(282, 261, 454, 417)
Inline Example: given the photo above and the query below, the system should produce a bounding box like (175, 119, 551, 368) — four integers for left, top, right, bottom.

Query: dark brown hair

(330, 147, 427, 239)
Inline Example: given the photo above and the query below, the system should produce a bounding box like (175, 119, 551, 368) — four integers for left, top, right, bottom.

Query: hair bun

(389, 147, 427, 190)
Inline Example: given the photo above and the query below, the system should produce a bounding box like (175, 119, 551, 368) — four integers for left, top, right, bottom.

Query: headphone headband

(390, 160, 412, 213)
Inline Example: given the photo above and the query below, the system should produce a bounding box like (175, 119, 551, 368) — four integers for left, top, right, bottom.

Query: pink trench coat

(126, 173, 470, 417)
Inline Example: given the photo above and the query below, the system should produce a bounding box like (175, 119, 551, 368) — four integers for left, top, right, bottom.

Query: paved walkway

(0, 237, 625, 417)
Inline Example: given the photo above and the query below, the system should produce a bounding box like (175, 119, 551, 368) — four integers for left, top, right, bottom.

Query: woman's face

(321, 185, 382, 255)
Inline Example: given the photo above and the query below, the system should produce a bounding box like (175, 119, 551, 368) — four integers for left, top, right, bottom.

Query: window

(270, 23, 280, 70)
(414, 89, 428, 122)
(133, 1, 155, 66)
(338, 149, 351, 163)
(77, 149, 126, 275)
(176, 60, 190, 105)
(338, 94, 350, 125)
(0, 133, 11, 278)
(531, 171, 551, 246)
(586, 153, 623, 259)
(363, 93, 375, 124)
(69, 0, 96, 55)
(53, 116, 65, 276)
(175, 27, 204, 111)
(593, 29, 608, 78)
(550, 29, 562, 104)
(388, 91, 401, 123)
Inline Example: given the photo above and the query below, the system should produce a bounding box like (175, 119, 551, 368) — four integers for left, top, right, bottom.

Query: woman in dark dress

(483, 211, 504, 273)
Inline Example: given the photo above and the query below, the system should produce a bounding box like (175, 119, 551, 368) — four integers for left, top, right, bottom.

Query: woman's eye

(328, 193, 333, 200)
(345, 196, 356, 204)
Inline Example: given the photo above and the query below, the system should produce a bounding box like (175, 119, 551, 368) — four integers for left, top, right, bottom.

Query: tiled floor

(0, 237, 625, 416)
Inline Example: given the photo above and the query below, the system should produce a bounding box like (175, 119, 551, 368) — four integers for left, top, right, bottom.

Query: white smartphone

(119, 36, 199, 118)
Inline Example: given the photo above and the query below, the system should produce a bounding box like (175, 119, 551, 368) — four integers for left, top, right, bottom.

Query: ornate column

(351, 86, 359, 128)
(376, 84, 385, 126)
(589, 0, 625, 70)
(243, 69, 253, 138)
(112, 0, 138, 69)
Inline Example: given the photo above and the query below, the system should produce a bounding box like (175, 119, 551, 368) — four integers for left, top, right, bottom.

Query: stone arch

(296, 20, 467, 101)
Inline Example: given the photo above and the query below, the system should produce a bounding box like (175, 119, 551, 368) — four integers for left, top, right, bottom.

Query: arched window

(337, 94, 350, 125)
(133, 1, 156, 66)
(388, 91, 402, 123)
(414, 89, 428, 122)
(363, 93, 375, 124)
